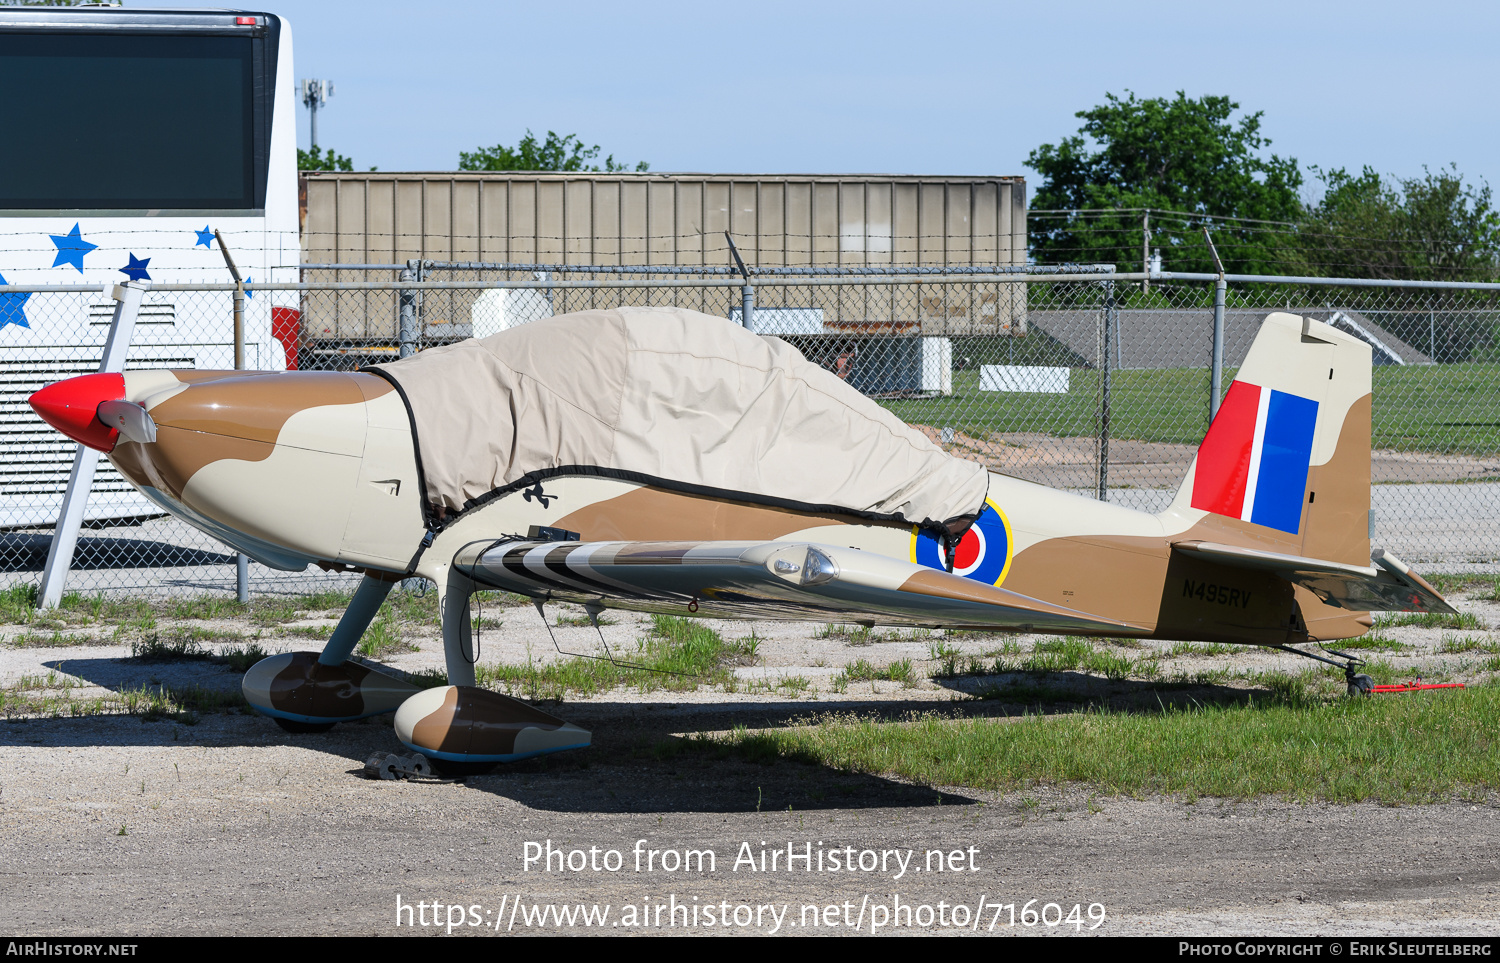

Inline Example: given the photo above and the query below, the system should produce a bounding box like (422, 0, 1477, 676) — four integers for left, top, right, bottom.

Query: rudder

(1164, 312, 1372, 567)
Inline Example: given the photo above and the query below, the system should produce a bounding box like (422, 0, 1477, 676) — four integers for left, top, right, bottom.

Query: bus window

(0, 33, 257, 211)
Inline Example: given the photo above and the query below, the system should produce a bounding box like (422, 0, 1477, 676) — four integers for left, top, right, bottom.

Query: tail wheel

(1347, 673, 1375, 697)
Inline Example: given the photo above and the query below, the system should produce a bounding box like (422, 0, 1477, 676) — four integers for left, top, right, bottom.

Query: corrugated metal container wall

(299, 172, 1026, 341)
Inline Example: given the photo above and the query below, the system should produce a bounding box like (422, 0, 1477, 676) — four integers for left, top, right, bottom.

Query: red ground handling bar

(1370, 682, 1466, 694)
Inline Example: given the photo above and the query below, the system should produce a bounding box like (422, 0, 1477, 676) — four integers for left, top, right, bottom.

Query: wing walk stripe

(543, 546, 620, 594)
(559, 543, 687, 599)
(476, 544, 679, 601)
(496, 550, 556, 591)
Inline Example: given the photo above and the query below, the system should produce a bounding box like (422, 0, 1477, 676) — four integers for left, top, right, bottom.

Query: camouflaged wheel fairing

(393, 686, 591, 763)
(242, 652, 420, 724)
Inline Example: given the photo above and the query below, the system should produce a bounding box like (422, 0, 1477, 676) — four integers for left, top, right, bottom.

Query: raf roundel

(910, 498, 1013, 586)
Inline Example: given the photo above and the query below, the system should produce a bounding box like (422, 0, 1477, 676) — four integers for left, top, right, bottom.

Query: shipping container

(298, 171, 1028, 349)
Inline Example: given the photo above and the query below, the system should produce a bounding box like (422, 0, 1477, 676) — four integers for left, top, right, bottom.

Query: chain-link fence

(4, 264, 1499, 597)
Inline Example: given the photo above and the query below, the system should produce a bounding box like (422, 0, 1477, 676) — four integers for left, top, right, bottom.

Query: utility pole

(300, 78, 333, 150)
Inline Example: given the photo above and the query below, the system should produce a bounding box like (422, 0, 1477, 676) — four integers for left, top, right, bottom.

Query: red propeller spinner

(29, 373, 125, 452)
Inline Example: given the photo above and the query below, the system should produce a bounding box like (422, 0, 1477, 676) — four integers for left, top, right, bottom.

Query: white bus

(0, 6, 299, 527)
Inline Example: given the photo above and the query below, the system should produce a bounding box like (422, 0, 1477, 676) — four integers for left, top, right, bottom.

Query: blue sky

(214, 0, 1500, 200)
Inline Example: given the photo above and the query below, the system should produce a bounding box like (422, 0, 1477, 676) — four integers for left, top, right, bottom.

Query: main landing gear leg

(243, 572, 418, 734)
(276, 572, 397, 732)
(439, 568, 478, 688)
(1270, 644, 1374, 696)
(318, 573, 397, 666)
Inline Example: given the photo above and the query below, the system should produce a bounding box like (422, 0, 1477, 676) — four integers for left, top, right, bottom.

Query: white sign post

(38, 280, 146, 609)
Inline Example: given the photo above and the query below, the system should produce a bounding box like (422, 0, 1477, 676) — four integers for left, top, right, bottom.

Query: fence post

(398, 260, 419, 359)
(724, 231, 754, 330)
(1201, 227, 1228, 422)
(1142, 210, 1150, 295)
(1097, 279, 1115, 502)
(1210, 276, 1226, 420)
(213, 231, 252, 603)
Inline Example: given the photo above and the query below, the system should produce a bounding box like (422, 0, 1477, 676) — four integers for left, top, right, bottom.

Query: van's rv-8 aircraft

(28, 308, 1452, 774)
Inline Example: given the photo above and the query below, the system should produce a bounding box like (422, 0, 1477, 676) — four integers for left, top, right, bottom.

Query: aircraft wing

(453, 539, 1146, 635)
(1172, 541, 1455, 615)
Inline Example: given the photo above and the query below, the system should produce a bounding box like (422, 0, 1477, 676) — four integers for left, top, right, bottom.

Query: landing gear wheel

(1347, 673, 1375, 697)
(274, 718, 336, 734)
(427, 757, 498, 778)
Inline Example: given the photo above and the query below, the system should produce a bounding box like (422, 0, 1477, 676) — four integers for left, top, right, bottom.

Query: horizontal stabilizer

(1172, 540, 1454, 615)
(455, 539, 1145, 635)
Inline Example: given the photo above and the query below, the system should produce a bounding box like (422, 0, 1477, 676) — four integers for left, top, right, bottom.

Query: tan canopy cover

(370, 307, 988, 528)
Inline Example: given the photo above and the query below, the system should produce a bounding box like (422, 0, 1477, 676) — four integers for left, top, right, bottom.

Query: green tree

(1026, 92, 1302, 274)
(1295, 165, 1500, 281)
(298, 146, 360, 171)
(459, 130, 648, 173)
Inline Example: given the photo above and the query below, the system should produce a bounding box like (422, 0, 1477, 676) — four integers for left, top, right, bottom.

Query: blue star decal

(243, 275, 253, 299)
(195, 225, 215, 248)
(0, 272, 31, 330)
(120, 254, 151, 282)
(50, 223, 97, 273)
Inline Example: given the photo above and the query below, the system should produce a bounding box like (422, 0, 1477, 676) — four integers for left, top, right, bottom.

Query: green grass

(475, 614, 739, 700)
(834, 658, 917, 688)
(1439, 634, 1500, 655)
(699, 685, 1500, 803)
(1023, 637, 1098, 672)
(817, 624, 875, 646)
(216, 643, 271, 673)
(127, 634, 272, 673)
(932, 636, 1152, 683)
(556, 613, 615, 627)
(883, 363, 1500, 456)
(884, 367, 1211, 446)
(734, 630, 762, 660)
(116, 683, 247, 723)
(1166, 641, 1242, 658)
(817, 623, 931, 646)
(356, 609, 414, 659)
(131, 635, 210, 661)
(0, 586, 157, 628)
(0, 584, 37, 623)
(1373, 611, 1485, 631)
(7, 630, 99, 647)
(1336, 634, 1411, 652)
(168, 596, 249, 621)
(0, 675, 248, 722)
(928, 640, 961, 661)
(9, 670, 82, 692)
(174, 588, 355, 626)
(1423, 573, 1499, 597)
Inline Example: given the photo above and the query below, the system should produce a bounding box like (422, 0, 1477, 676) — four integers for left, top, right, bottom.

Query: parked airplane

(29, 308, 1451, 773)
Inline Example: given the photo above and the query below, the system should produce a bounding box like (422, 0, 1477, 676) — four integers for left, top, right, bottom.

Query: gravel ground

(1, 586, 1498, 937)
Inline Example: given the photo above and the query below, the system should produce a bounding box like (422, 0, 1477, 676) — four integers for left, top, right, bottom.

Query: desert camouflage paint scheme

(27, 311, 1452, 770)
(242, 651, 419, 725)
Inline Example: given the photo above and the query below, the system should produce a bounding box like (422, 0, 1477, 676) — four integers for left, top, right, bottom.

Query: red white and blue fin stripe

(1191, 381, 1319, 535)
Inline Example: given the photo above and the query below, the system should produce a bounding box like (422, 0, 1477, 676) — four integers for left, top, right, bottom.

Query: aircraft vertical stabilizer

(1163, 312, 1373, 567)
